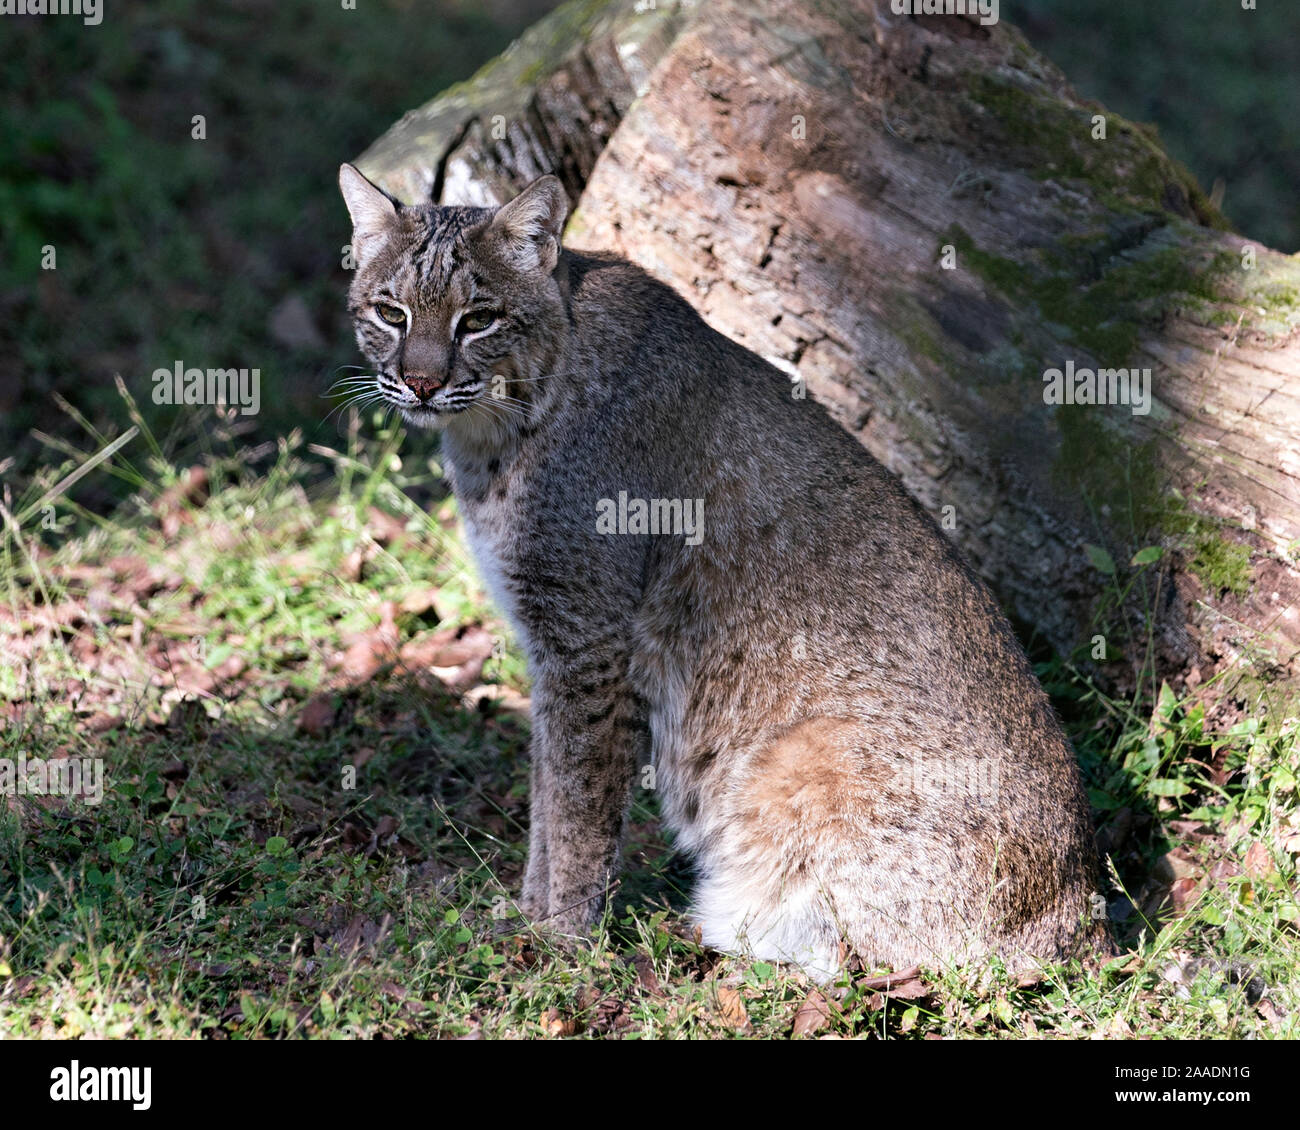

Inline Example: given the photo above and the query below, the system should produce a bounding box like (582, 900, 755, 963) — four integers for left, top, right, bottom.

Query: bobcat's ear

(487, 175, 568, 274)
(339, 163, 398, 265)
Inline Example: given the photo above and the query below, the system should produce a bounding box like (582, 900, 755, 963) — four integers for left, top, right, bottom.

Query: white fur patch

(460, 512, 532, 658)
(693, 872, 841, 983)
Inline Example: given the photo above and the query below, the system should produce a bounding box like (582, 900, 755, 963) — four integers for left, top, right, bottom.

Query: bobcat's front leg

(519, 753, 550, 918)
(528, 653, 645, 934)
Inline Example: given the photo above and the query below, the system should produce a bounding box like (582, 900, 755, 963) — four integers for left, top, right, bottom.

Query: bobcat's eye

(459, 310, 498, 335)
(375, 303, 406, 326)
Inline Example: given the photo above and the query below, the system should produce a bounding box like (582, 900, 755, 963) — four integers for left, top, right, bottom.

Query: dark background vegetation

(1019, 0, 1299, 253)
(0, 0, 1295, 499)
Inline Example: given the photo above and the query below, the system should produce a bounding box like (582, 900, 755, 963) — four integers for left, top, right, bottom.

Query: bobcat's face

(338, 166, 569, 431)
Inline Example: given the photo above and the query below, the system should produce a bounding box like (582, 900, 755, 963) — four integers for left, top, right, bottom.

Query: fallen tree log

(357, 0, 1300, 702)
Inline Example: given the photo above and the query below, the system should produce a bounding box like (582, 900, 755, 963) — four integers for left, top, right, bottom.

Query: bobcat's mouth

(400, 404, 447, 429)
(398, 400, 469, 428)
(393, 384, 485, 431)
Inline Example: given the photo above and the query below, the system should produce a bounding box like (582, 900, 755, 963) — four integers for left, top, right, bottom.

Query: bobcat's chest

(455, 476, 531, 658)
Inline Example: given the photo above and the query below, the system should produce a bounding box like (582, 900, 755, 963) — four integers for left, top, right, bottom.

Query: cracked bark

(357, 0, 1300, 699)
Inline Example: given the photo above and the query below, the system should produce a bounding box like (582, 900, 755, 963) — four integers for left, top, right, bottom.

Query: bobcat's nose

(402, 373, 444, 401)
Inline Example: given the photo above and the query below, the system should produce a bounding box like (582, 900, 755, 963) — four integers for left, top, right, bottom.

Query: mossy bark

(356, 0, 694, 207)
(357, 0, 1300, 698)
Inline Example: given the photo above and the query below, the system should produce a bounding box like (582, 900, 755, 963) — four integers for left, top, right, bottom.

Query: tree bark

(358, 0, 1300, 700)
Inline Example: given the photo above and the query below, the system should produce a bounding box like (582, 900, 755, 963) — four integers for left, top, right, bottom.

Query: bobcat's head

(338, 164, 569, 433)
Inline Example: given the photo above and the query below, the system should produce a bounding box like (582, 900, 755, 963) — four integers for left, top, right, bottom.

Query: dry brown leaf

(398, 588, 439, 616)
(1208, 857, 1243, 882)
(81, 712, 122, 734)
(886, 979, 930, 1000)
(1170, 875, 1201, 913)
(337, 632, 393, 680)
(400, 625, 495, 692)
(325, 914, 392, 956)
(541, 1008, 579, 1037)
(590, 997, 631, 1033)
(365, 506, 410, 546)
(631, 953, 663, 997)
(1243, 841, 1275, 878)
(857, 964, 930, 1001)
(463, 684, 532, 716)
(340, 547, 371, 582)
(857, 964, 922, 991)
(1256, 998, 1284, 1033)
(792, 989, 832, 1036)
(1153, 848, 1199, 883)
(297, 693, 336, 737)
(335, 603, 400, 680)
(399, 625, 494, 669)
(715, 985, 750, 1029)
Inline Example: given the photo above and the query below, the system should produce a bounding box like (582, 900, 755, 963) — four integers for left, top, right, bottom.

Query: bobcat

(338, 163, 1110, 978)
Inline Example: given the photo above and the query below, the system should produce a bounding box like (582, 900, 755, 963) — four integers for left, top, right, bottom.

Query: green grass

(0, 398, 1296, 1039)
